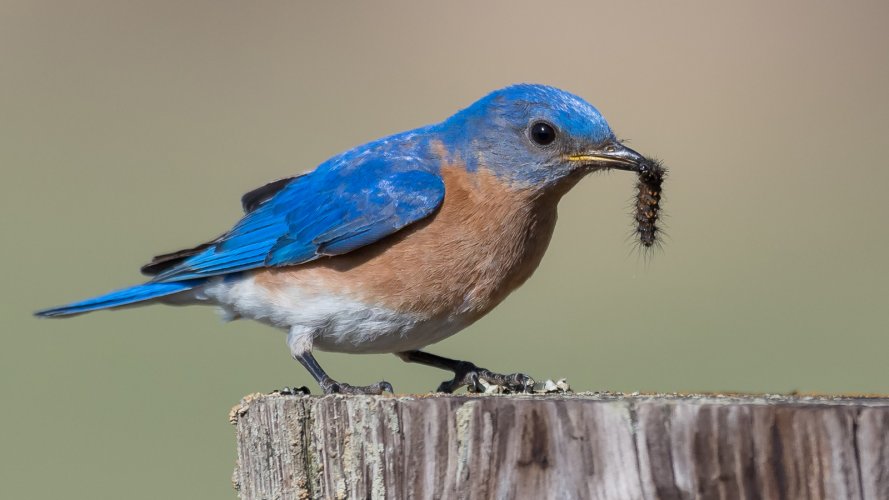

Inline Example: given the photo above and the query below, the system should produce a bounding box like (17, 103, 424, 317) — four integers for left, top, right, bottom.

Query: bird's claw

(436, 362, 534, 394)
(276, 385, 311, 395)
(321, 378, 394, 395)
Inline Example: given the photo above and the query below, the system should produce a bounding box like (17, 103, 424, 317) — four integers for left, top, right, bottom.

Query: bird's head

(440, 83, 648, 194)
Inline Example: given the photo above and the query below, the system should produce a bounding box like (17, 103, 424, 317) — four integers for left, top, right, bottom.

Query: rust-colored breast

(254, 154, 560, 321)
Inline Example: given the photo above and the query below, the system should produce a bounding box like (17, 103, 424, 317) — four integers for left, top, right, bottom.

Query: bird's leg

(292, 351, 394, 395)
(396, 350, 533, 394)
(286, 328, 393, 395)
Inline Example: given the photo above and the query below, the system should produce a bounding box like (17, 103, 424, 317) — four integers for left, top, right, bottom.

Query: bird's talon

(321, 379, 393, 395)
(277, 385, 311, 395)
(434, 363, 534, 394)
(506, 373, 535, 393)
(467, 372, 484, 393)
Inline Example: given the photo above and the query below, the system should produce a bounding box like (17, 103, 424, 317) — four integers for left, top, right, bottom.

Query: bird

(36, 84, 657, 395)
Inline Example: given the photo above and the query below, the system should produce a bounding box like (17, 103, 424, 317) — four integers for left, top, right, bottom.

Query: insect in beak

(568, 143, 667, 248)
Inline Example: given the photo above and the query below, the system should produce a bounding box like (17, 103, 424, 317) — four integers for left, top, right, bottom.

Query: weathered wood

(231, 393, 889, 500)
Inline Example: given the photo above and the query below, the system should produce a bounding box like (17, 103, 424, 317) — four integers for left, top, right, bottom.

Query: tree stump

(231, 392, 889, 499)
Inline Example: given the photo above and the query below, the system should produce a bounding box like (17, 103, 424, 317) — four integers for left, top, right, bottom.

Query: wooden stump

(231, 393, 889, 499)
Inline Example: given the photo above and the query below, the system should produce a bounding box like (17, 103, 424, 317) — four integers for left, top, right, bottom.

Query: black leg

(396, 350, 533, 394)
(293, 351, 393, 395)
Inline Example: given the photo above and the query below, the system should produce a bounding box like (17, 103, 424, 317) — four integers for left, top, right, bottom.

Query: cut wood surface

(231, 392, 889, 500)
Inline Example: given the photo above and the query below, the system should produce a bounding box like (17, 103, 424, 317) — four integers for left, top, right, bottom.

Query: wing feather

(151, 161, 444, 282)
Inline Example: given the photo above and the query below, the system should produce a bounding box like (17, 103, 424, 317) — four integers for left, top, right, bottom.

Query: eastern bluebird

(36, 84, 660, 395)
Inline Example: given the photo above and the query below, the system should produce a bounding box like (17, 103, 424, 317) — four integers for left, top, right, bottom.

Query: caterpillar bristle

(634, 157, 666, 249)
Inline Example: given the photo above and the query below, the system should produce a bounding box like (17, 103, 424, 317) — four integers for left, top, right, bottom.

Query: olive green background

(3, 1, 888, 498)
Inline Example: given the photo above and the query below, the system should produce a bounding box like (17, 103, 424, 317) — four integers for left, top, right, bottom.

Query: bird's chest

(418, 193, 556, 317)
(249, 167, 559, 323)
(341, 167, 559, 318)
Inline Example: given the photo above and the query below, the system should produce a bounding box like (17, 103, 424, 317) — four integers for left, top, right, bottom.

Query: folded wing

(151, 160, 445, 283)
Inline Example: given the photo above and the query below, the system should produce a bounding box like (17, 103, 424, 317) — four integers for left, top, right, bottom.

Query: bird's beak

(567, 142, 646, 173)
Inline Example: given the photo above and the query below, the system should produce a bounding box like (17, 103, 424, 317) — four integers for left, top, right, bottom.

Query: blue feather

(34, 279, 205, 317)
(152, 162, 445, 281)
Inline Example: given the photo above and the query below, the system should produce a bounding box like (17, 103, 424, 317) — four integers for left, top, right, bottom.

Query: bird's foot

(320, 378, 394, 395)
(437, 362, 534, 394)
(276, 386, 311, 395)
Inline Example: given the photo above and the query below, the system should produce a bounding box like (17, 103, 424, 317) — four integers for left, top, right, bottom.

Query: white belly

(196, 275, 470, 354)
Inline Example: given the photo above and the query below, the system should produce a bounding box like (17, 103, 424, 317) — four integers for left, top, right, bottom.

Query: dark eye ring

(529, 121, 557, 146)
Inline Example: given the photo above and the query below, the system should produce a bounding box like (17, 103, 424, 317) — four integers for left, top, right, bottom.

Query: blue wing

(151, 158, 445, 282)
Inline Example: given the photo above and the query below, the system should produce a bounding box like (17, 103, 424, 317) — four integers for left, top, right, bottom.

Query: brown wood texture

(231, 393, 889, 500)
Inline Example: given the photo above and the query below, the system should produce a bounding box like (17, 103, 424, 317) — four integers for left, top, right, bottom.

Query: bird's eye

(529, 122, 557, 146)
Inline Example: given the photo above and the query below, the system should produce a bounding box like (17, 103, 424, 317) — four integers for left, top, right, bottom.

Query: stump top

(230, 390, 889, 424)
(232, 390, 889, 417)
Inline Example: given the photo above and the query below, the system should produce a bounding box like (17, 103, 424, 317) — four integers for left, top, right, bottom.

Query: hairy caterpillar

(634, 158, 666, 248)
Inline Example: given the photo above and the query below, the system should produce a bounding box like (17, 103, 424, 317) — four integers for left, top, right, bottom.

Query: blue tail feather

(34, 279, 205, 318)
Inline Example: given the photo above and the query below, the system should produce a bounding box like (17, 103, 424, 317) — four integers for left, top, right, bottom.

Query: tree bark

(231, 393, 889, 500)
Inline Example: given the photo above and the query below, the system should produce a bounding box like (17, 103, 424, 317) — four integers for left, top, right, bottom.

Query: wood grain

(231, 393, 889, 500)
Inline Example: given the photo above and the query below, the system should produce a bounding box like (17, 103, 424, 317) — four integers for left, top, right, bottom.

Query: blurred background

(3, 1, 888, 498)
